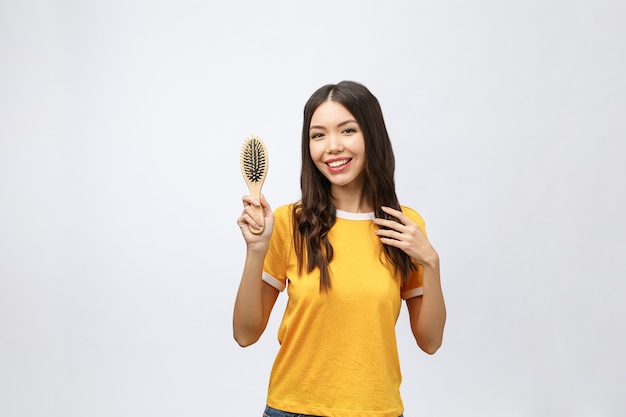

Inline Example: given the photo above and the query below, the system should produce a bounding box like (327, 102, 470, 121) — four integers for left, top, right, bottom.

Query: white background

(1, 1, 625, 416)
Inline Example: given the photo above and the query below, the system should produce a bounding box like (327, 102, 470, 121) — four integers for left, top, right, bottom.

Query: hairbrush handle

(248, 195, 265, 235)
(240, 135, 269, 234)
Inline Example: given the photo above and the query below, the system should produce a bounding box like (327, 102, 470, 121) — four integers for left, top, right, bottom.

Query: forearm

(412, 257, 446, 354)
(233, 246, 269, 346)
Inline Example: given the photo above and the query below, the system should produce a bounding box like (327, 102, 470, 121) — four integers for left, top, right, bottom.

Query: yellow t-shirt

(262, 204, 425, 417)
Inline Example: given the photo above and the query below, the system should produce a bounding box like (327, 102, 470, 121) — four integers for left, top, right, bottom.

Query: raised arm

(233, 195, 279, 347)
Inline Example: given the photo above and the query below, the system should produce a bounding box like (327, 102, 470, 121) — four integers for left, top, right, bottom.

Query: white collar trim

(336, 210, 375, 221)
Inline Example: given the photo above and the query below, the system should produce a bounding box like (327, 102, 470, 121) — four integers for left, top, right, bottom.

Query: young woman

(234, 81, 446, 417)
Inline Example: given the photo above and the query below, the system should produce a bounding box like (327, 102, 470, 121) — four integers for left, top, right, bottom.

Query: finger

(242, 195, 262, 208)
(378, 236, 406, 251)
(238, 210, 254, 227)
(245, 206, 265, 224)
(238, 200, 264, 229)
(236, 214, 247, 228)
(381, 206, 409, 224)
(375, 228, 404, 241)
(237, 212, 260, 233)
(372, 217, 407, 233)
(259, 194, 272, 215)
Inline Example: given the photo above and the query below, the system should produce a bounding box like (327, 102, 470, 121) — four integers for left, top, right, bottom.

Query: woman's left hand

(372, 206, 438, 268)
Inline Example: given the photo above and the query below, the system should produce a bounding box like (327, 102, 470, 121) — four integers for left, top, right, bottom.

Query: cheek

(359, 141, 367, 158)
(350, 136, 366, 157)
(308, 144, 327, 171)
(309, 142, 322, 160)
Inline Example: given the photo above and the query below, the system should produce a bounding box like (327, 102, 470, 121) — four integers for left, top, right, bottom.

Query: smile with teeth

(327, 159, 351, 168)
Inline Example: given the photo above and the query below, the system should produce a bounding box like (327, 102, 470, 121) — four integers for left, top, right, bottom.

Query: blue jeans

(263, 405, 404, 417)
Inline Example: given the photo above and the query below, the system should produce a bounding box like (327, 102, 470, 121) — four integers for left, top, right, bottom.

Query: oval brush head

(240, 135, 269, 234)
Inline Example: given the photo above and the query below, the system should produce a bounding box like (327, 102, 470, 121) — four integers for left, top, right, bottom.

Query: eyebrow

(309, 119, 358, 131)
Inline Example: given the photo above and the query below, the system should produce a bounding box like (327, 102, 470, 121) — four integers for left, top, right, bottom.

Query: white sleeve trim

(402, 287, 424, 300)
(262, 272, 286, 292)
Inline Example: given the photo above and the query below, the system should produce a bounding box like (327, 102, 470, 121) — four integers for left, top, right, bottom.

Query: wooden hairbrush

(240, 135, 269, 234)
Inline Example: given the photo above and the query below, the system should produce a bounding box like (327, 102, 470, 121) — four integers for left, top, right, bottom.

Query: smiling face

(308, 100, 367, 192)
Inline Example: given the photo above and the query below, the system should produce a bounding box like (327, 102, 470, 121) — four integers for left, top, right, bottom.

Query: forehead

(310, 100, 356, 127)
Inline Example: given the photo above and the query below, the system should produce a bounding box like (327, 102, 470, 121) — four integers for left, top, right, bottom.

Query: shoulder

(400, 205, 425, 225)
(274, 203, 295, 219)
(400, 205, 427, 234)
(272, 203, 296, 231)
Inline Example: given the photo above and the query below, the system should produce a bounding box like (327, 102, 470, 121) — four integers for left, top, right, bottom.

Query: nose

(327, 133, 344, 153)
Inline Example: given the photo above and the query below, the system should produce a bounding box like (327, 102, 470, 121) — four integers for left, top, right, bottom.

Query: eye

(342, 127, 357, 134)
(310, 132, 325, 140)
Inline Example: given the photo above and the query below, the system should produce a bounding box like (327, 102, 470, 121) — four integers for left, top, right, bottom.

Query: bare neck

(331, 184, 373, 213)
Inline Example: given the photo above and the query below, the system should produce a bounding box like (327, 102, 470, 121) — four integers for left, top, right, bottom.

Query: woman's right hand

(233, 194, 279, 347)
(237, 194, 274, 248)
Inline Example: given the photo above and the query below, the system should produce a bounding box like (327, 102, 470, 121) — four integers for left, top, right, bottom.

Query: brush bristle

(241, 136, 267, 183)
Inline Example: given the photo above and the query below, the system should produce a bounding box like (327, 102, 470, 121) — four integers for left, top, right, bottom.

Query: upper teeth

(328, 159, 349, 168)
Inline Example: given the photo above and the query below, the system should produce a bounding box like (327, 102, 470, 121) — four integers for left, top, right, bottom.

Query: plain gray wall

(1, 0, 625, 416)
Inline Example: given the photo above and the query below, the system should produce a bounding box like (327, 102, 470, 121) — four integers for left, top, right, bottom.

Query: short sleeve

(400, 206, 427, 300)
(262, 205, 293, 292)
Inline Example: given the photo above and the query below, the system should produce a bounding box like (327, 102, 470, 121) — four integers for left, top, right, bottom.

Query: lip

(325, 157, 352, 173)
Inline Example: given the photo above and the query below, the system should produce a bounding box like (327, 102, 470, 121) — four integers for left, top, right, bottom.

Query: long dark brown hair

(292, 81, 417, 291)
